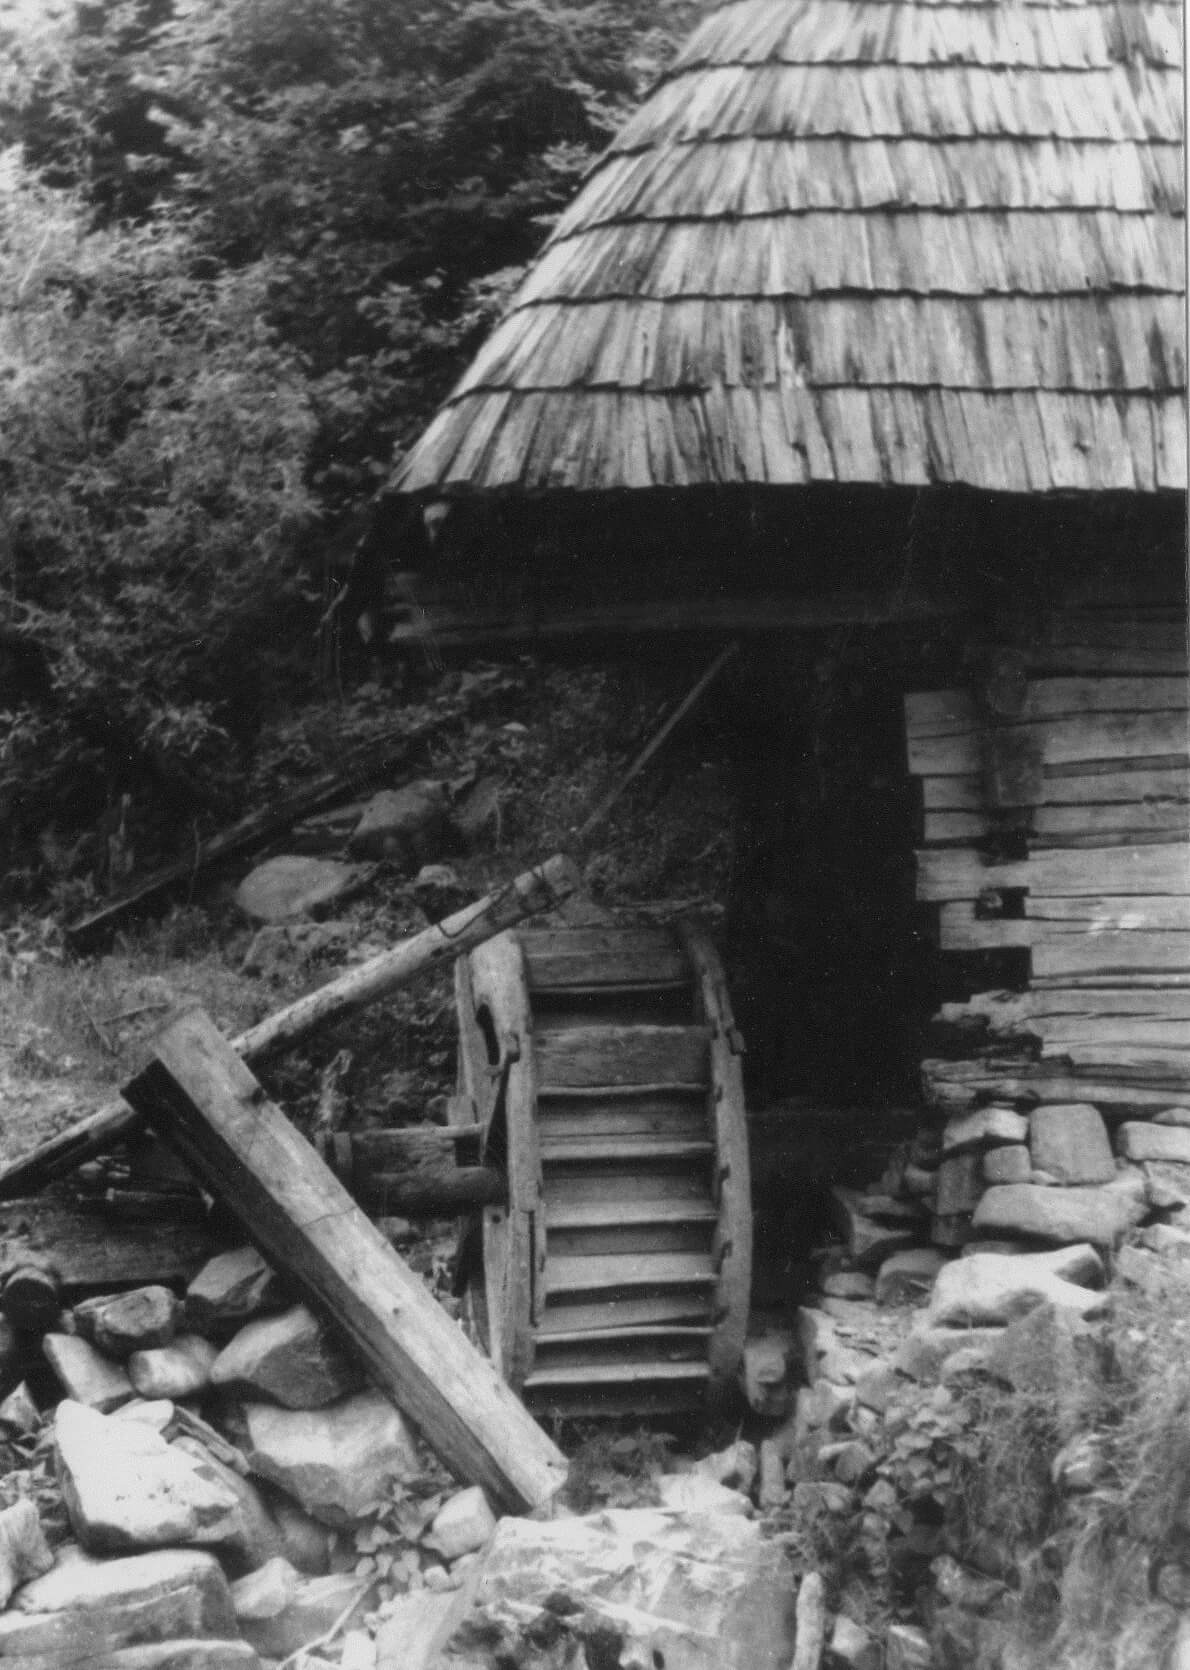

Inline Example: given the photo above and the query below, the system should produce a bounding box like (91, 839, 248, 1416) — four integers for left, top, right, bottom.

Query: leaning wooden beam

(0, 855, 579, 1201)
(125, 1009, 568, 1515)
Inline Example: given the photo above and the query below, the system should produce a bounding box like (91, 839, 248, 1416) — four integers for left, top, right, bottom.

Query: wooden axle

(316, 1128, 508, 1217)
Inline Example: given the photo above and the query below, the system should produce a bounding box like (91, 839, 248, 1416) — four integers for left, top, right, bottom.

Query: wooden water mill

(452, 924, 752, 1420)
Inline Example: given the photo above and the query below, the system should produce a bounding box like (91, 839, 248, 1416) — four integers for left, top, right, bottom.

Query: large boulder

(1119, 1123, 1190, 1165)
(0, 1546, 235, 1659)
(424, 1488, 499, 1561)
(211, 1306, 363, 1410)
(0, 1499, 52, 1607)
(128, 1337, 217, 1402)
(171, 1438, 282, 1575)
(348, 782, 448, 866)
(235, 856, 365, 924)
(973, 1175, 1146, 1246)
(433, 1508, 796, 1670)
(185, 1248, 288, 1337)
(74, 1289, 180, 1359)
(894, 1326, 1006, 1384)
(54, 1401, 245, 1555)
(927, 1246, 1105, 1328)
(42, 1336, 133, 1413)
(237, 1392, 420, 1527)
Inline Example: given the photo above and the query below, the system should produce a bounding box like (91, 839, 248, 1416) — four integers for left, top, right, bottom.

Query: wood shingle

(394, 0, 1186, 497)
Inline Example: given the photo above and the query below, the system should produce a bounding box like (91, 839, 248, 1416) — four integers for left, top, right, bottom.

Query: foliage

(0, 0, 698, 891)
(0, 157, 316, 880)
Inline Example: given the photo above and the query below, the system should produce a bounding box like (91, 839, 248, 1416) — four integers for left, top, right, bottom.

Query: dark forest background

(0, 0, 698, 887)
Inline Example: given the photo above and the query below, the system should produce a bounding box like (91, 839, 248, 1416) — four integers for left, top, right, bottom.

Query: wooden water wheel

(454, 923, 751, 1420)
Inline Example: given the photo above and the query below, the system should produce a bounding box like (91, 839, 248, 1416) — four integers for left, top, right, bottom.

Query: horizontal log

(921, 764, 1190, 811)
(317, 1126, 504, 1216)
(924, 802, 1189, 845)
(1033, 932, 1190, 980)
(1034, 1018, 1190, 1049)
(921, 1060, 1187, 1115)
(939, 895, 1190, 950)
(359, 1167, 506, 1216)
(126, 1009, 567, 1514)
(908, 710, 1189, 778)
(949, 988, 1190, 1025)
(908, 680, 1189, 734)
(0, 1198, 213, 1292)
(388, 590, 970, 652)
(1039, 1043, 1190, 1085)
(915, 842, 1190, 904)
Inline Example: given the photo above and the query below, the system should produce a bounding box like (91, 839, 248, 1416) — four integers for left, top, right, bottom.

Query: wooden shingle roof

(394, 0, 1186, 497)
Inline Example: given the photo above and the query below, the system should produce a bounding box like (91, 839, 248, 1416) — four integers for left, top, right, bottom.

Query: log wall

(906, 606, 1190, 1120)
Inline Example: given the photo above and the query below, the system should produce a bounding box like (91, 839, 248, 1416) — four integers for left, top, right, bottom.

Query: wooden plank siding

(393, 0, 1185, 497)
(909, 614, 1190, 1117)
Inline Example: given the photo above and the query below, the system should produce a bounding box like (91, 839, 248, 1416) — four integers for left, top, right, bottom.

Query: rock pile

(826, 1098, 1184, 1269)
(0, 1244, 506, 1668)
(774, 1160, 1190, 1670)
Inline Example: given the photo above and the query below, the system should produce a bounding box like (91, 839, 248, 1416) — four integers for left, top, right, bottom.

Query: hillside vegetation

(0, 0, 697, 896)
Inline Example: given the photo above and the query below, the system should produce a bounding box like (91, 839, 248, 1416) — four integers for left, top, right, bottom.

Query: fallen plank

(65, 725, 428, 953)
(0, 1197, 213, 1292)
(0, 855, 579, 1201)
(124, 1008, 568, 1516)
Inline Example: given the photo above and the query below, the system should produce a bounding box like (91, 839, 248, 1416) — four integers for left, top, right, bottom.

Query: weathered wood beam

(0, 855, 579, 1201)
(387, 590, 970, 653)
(0, 1197, 213, 1300)
(125, 1009, 568, 1514)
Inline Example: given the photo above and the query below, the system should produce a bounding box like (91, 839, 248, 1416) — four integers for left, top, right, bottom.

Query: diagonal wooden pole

(0, 855, 580, 1200)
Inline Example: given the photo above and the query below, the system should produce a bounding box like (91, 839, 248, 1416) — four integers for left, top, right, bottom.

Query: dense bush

(0, 0, 696, 892)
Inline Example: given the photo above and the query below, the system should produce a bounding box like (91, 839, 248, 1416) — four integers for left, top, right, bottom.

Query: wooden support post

(124, 1009, 567, 1515)
(0, 855, 579, 1202)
